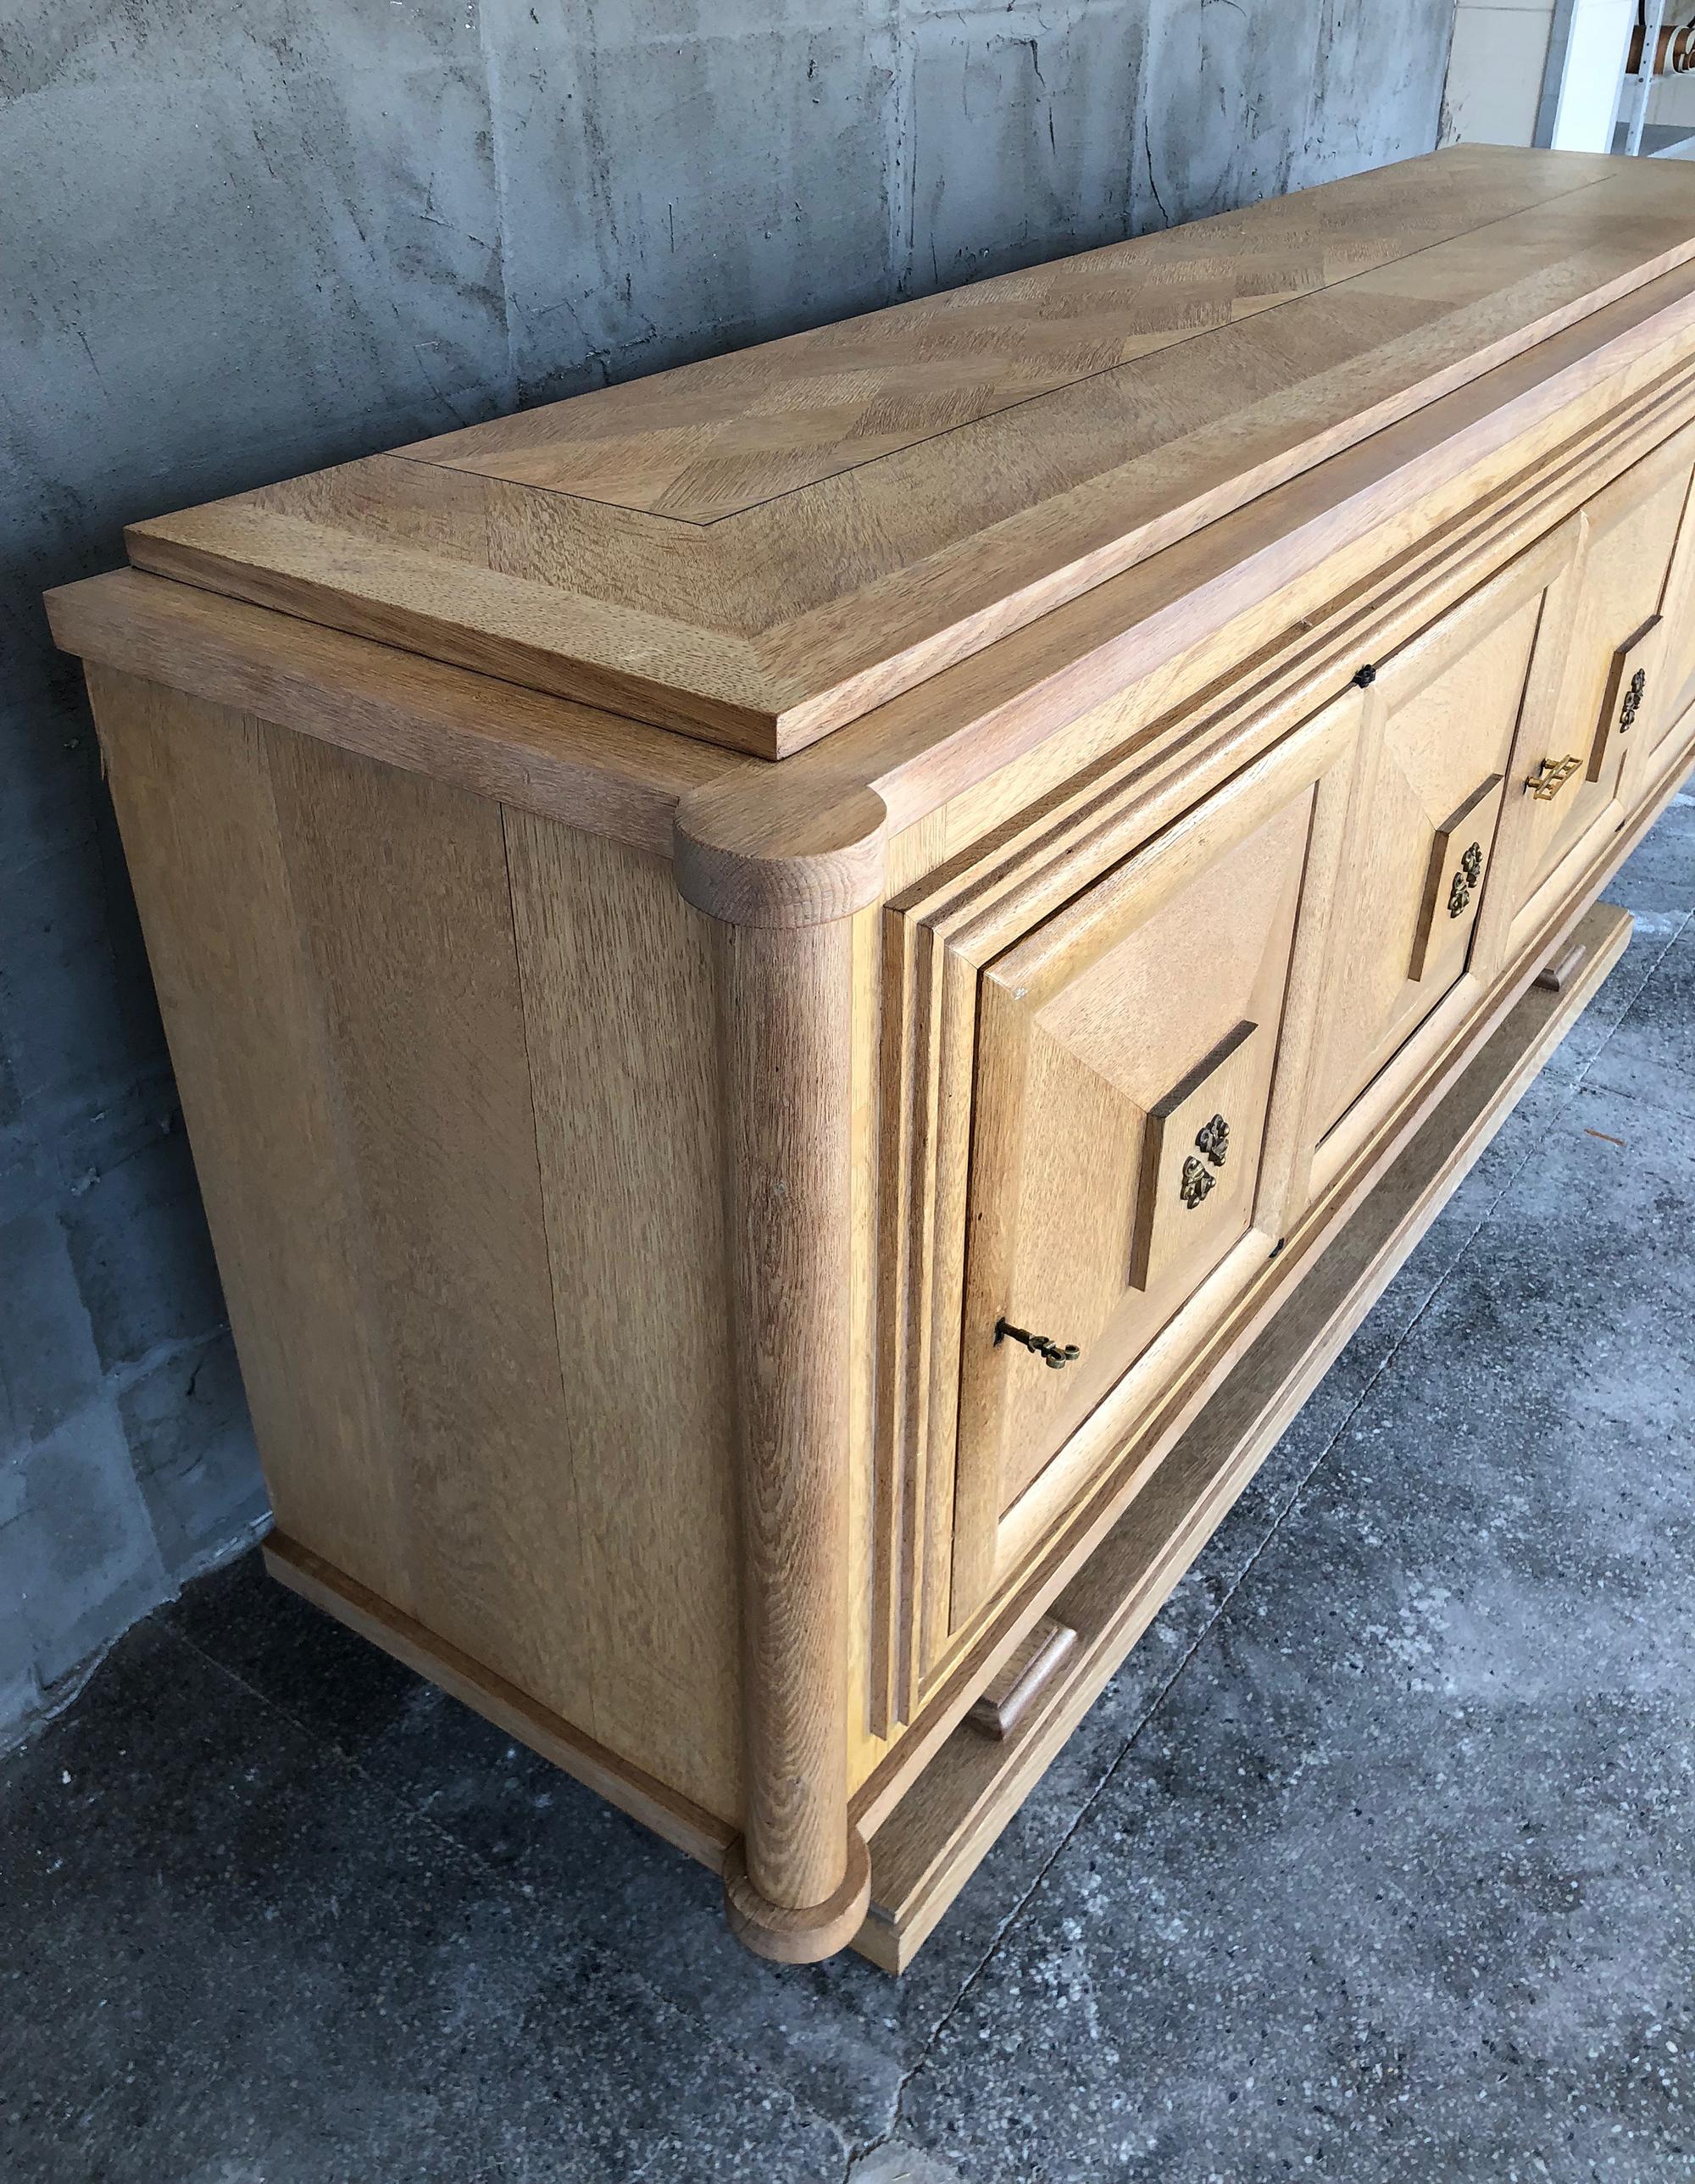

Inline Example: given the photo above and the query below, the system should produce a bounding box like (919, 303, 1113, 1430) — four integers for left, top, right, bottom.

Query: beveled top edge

(52, 246, 1695, 935)
(43, 566, 742, 856)
(118, 150, 1695, 762)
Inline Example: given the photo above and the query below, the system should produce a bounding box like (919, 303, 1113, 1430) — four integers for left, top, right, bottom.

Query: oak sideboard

(47, 145, 1695, 1969)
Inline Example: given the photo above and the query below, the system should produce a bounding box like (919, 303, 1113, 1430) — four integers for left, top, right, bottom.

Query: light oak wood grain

(722, 1830, 871, 1964)
(856, 710, 1695, 1847)
(1641, 463, 1695, 756)
(258, 729, 605, 1734)
(409, 149, 1623, 523)
(673, 772, 889, 926)
(716, 915, 858, 1922)
(1308, 530, 1574, 1141)
(88, 672, 753, 1826)
(955, 792, 1307, 1600)
(964, 1615, 1076, 1742)
(893, 693, 1357, 1647)
(1500, 427, 1695, 955)
(503, 820, 743, 1819)
(54, 235, 1695, 911)
(59, 154, 1695, 1975)
(855, 899, 1631, 1971)
(267, 1535, 736, 1870)
(763, 267, 1695, 835)
(853, 722, 1687, 1842)
(90, 670, 414, 1612)
(47, 567, 735, 851)
(123, 152, 1695, 754)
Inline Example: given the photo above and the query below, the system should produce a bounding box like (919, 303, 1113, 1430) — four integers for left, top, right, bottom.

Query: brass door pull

(1179, 1111, 1231, 1209)
(995, 1320, 1081, 1370)
(1526, 753, 1582, 801)
(1447, 841, 1483, 918)
(1194, 1112, 1230, 1167)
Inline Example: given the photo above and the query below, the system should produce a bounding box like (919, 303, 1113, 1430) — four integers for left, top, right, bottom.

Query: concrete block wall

(0, 0, 1454, 1750)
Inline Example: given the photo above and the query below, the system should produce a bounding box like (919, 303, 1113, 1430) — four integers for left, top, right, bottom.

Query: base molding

(853, 899, 1631, 1973)
(262, 1535, 736, 1871)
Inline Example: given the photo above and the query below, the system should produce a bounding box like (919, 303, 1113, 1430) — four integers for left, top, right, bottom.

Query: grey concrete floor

(4, 795, 1695, 2184)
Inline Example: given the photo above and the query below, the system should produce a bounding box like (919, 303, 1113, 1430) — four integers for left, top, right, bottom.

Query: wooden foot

(966, 1615, 1078, 1741)
(1535, 941, 1587, 992)
(722, 1827, 872, 1964)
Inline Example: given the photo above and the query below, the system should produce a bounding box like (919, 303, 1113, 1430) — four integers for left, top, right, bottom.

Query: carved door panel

(947, 693, 1359, 1625)
(1627, 429, 1695, 787)
(1498, 434, 1694, 951)
(1308, 527, 1574, 1155)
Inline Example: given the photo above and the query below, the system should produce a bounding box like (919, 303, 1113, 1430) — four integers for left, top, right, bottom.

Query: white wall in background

(1443, 1, 1556, 145)
(1442, 0, 1633, 151)
(1548, 0, 1633, 147)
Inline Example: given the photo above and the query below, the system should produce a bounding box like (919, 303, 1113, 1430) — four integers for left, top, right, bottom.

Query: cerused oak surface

(47, 148, 1695, 1968)
(119, 147, 1695, 754)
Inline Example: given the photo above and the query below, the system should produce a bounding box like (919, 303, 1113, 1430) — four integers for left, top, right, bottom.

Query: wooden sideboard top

(116, 146, 1695, 761)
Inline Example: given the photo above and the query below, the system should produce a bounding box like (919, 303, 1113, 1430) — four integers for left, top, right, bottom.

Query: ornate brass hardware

(1194, 1113, 1230, 1169)
(1446, 841, 1483, 919)
(1182, 1114, 1231, 1203)
(1619, 666, 1648, 734)
(1352, 663, 1378, 690)
(995, 1319, 1081, 1370)
(1525, 753, 1582, 802)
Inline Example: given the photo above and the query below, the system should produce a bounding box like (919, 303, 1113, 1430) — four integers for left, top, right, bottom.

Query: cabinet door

(1307, 528, 1575, 1164)
(1629, 431, 1695, 788)
(1497, 435, 1694, 950)
(948, 692, 1358, 1624)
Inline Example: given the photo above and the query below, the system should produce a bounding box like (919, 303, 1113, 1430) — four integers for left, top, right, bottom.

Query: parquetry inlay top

(123, 147, 1695, 756)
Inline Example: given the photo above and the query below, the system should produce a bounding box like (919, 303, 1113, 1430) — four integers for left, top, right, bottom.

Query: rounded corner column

(675, 778, 887, 1962)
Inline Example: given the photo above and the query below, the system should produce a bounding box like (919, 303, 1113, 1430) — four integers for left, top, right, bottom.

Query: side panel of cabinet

(90, 666, 745, 1825)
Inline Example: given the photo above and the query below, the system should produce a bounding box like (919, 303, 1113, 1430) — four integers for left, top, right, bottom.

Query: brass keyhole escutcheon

(995, 1319, 1081, 1370)
(1447, 840, 1483, 919)
(1620, 666, 1648, 733)
(1526, 753, 1582, 802)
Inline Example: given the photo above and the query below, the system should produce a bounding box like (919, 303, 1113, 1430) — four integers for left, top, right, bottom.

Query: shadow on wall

(0, 0, 1455, 1748)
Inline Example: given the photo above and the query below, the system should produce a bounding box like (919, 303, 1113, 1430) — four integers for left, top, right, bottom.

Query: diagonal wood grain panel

(404, 147, 1619, 523)
(125, 148, 1695, 756)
